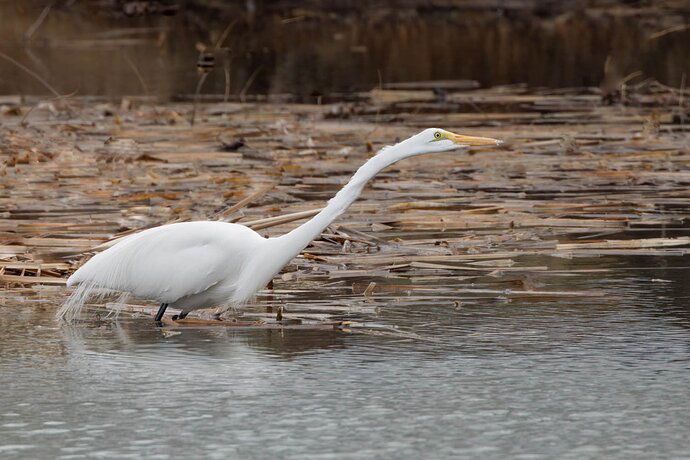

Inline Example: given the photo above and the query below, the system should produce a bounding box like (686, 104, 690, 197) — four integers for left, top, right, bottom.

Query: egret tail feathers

(105, 292, 131, 320)
(56, 281, 115, 322)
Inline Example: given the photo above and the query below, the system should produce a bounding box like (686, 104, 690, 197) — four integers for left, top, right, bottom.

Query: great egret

(57, 128, 501, 323)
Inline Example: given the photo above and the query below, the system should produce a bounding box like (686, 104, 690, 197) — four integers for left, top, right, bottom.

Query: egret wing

(68, 223, 244, 303)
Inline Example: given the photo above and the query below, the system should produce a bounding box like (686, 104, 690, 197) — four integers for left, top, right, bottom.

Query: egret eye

(434, 131, 442, 140)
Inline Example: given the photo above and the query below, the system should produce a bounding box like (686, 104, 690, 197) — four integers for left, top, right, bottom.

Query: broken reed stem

(214, 19, 238, 49)
(0, 50, 79, 125)
(24, 1, 53, 42)
(0, 51, 60, 97)
(649, 24, 690, 40)
(223, 54, 232, 103)
(213, 182, 278, 220)
(190, 72, 210, 126)
(213, 20, 237, 103)
(123, 53, 149, 95)
(20, 89, 78, 125)
(239, 66, 262, 103)
(363, 281, 376, 296)
(243, 208, 323, 230)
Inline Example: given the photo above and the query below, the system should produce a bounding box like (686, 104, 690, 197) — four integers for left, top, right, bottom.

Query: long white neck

(231, 137, 439, 302)
(268, 138, 426, 268)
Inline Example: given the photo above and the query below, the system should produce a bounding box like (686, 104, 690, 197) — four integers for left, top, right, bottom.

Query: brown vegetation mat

(1, 82, 688, 329)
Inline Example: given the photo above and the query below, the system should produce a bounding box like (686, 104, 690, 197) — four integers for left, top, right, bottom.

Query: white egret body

(58, 129, 500, 322)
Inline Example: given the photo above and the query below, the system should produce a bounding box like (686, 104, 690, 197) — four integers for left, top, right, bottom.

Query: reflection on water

(2, 256, 690, 458)
(1, 2, 688, 98)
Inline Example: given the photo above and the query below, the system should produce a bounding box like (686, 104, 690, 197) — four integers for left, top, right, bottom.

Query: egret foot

(171, 311, 189, 321)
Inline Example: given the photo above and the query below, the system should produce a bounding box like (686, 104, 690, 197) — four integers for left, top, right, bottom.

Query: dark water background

(0, 1, 688, 99)
(2, 252, 690, 458)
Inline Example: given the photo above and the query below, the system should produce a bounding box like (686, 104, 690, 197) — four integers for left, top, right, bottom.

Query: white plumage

(58, 129, 501, 322)
(68, 222, 262, 306)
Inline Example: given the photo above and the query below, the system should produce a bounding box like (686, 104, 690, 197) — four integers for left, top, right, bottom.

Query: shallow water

(2, 255, 690, 458)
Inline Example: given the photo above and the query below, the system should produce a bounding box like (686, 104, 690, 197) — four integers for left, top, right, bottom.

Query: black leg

(172, 311, 188, 321)
(154, 303, 169, 322)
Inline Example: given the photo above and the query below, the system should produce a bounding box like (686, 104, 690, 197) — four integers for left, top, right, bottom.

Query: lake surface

(2, 255, 690, 459)
(1, 1, 688, 98)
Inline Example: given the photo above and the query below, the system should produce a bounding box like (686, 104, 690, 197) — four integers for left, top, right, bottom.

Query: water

(1, 2, 688, 98)
(2, 257, 690, 458)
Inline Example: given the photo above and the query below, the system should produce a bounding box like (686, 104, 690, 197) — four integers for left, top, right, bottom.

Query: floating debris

(1, 83, 688, 332)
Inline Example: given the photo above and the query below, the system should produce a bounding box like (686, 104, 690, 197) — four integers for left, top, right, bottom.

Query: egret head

(407, 128, 502, 154)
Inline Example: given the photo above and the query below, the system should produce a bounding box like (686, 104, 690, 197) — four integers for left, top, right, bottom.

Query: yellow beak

(447, 132, 502, 146)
